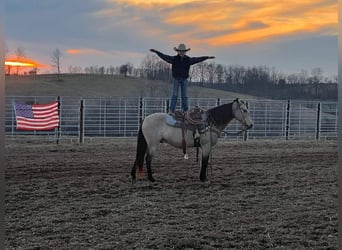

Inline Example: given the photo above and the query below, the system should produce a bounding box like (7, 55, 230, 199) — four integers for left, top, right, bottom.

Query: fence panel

(59, 97, 82, 138)
(82, 98, 140, 137)
(5, 96, 338, 141)
(246, 100, 287, 139)
(320, 102, 338, 139)
(289, 101, 320, 139)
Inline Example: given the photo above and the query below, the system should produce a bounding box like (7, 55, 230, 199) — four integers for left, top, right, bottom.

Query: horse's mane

(207, 103, 234, 128)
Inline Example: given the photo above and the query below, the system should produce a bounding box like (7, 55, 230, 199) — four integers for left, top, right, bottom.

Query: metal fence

(5, 96, 338, 142)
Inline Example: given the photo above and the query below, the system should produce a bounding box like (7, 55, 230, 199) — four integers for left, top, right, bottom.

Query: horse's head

(232, 98, 253, 130)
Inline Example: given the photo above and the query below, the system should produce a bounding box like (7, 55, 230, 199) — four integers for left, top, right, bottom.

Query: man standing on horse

(149, 44, 215, 114)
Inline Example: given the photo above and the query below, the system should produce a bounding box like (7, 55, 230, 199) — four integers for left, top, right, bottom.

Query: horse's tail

(134, 124, 147, 174)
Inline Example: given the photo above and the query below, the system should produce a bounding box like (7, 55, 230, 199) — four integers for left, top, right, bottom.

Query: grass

(5, 74, 256, 99)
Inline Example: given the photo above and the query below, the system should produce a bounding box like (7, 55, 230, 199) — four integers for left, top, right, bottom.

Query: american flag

(14, 101, 60, 131)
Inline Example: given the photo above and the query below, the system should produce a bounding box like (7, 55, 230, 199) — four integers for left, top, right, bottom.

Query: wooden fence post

(139, 97, 143, 125)
(56, 96, 61, 144)
(166, 99, 170, 114)
(79, 99, 84, 143)
(243, 101, 249, 141)
(316, 102, 321, 140)
(285, 100, 291, 140)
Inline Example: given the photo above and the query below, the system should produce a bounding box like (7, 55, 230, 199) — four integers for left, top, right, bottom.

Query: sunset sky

(5, 0, 338, 77)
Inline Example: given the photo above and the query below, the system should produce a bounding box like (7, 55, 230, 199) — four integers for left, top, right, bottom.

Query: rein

(221, 130, 245, 136)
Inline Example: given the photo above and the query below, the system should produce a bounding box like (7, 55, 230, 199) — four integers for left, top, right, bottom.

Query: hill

(5, 74, 257, 100)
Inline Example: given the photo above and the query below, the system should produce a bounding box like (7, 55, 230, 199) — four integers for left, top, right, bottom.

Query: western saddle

(168, 106, 209, 159)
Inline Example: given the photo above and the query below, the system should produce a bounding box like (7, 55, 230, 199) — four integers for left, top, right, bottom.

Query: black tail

(134, 125, 147, 173)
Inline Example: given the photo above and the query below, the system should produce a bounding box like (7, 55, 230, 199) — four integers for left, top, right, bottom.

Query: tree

(215, 64, 225, 84)
(68, 65, 82, 74)
(311, 67, 323, 84)
(15, 47, 26, 75)
(5, 44, 11, 75)
(140, 54, 160, 79)
(51, 48, 62, 76)
(119, 64, 129, 77)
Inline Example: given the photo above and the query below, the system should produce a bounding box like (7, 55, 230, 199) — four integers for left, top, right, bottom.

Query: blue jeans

(170, 78, 188, 112)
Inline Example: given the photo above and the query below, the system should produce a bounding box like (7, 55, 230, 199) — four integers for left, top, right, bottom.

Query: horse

(130, 98, 253, 183)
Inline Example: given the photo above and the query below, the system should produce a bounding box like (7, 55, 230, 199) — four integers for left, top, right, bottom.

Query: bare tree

(51, 48, 62, 76)
(207, 62, 217, 84)
(5, 44, 11, 75)
(15, 47, 25, 75)
(119, 64, 129, 77)
(68, 65, 82, 74)
(311, 67, 323, 84)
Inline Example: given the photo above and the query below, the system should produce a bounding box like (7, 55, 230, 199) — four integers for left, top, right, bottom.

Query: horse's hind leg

(131, 162, 137, 183)
(146, 153, 155, 182)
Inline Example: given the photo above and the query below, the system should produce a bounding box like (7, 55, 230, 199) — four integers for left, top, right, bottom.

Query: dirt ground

(5, 139, 338, 249)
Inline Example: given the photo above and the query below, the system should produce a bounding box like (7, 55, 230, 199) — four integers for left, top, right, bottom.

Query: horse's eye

(243, 109, 247, 113)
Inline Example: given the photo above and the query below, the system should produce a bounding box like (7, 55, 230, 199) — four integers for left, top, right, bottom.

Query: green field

(5, 74, 256, 99)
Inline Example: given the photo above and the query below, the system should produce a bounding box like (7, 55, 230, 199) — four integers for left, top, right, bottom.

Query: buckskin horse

(131, 98, 253, 183)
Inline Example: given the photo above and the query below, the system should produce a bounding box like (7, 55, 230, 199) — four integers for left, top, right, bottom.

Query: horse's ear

(234, 98, 239, 103)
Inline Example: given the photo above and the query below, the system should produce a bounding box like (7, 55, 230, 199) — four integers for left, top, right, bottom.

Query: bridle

(233, 100, 250, 132)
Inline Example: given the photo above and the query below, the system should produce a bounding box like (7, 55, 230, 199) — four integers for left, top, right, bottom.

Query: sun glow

(5, 61, 36, 67)
(5, 57, 47, 75)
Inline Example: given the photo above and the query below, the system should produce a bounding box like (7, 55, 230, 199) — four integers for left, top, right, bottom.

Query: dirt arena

(5, 139, 337, 249)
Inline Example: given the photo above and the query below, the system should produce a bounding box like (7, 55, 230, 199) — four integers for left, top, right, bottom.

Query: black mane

(207, 103, 234, 130)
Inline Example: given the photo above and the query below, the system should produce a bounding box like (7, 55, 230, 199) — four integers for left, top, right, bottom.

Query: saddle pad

(166, 114, 177, 126)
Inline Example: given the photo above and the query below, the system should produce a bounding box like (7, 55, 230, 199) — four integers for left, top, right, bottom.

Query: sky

(4, 0, 338, 77)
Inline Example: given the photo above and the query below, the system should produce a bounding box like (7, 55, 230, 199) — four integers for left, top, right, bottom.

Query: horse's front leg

(200, 155, 209, 182)
(200, 149, 210, 182)
(146, 153, 155, 182)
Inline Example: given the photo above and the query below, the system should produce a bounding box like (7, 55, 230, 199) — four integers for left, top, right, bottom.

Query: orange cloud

(106, 0, 195, 8)
(66, 48, 105, 55)
(103, 0, 337, 47)
(66, 48, 144, 59)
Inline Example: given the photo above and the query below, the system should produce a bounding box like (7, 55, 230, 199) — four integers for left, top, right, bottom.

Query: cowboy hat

(174, 43, 191, 52)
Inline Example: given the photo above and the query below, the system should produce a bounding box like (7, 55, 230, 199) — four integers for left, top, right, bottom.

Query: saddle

(166, 106, 209, 160)
(168, 106, 208, 131)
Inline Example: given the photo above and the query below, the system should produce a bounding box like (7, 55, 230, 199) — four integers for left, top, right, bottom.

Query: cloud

(66, 48, 144, 59)
(5, 0, 337, 75)
(66, 49, 106, 55)
(96, 0, 337, 48)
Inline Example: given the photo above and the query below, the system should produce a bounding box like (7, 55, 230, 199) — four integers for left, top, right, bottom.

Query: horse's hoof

(200, 176, 207, 182)
(148, 176, 155, 182)
(131, 176, 136, 184)
(200, 175, 207, 182)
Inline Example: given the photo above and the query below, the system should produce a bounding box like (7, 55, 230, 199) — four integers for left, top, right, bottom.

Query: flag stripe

(14, 101, 60, 131)
(32, 111, 58, 119)
(16, 117, 59, 124)
(32, 102, 58, 110)
(16, 124, 59, 131)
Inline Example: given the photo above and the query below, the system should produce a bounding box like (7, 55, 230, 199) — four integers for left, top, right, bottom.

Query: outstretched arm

(149, 49, 174, 64)
(189, 56, 216, 65)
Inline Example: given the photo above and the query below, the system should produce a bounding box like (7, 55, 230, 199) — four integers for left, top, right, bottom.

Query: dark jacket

(154, 51, 210, 78)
